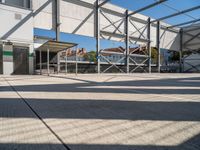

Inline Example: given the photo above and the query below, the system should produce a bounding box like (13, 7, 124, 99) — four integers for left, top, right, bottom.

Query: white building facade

(0, 0, 33, 74)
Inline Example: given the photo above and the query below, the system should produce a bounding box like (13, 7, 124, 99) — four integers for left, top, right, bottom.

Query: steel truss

(52, 0, 200, 74)
(182, 25, 200, 50)
(96, 0, 152, 74)
(94, 0, 200, 74)
(179, 25, 200, 72)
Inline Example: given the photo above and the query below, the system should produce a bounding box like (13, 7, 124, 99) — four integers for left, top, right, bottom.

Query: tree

(170, 51, 180, 61)
(84, 51, 97, 62)
(151, 47, 158, 64)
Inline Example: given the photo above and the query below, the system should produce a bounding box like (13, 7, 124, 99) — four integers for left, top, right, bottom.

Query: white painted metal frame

(96, 0, 152, 74)
(33, 0, 200, 74)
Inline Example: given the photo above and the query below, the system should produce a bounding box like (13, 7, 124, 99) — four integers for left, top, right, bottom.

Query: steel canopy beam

(152, 5, 200, 23)
(183, 25, 200, 32)
(184, 31, 200, 46)
(128, 0, 168, 16)
(168, 18, 200, 28)
(99, 0, 111, 7)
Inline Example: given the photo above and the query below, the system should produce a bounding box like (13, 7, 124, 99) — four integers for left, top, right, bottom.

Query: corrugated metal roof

(36, 40, 77, 52)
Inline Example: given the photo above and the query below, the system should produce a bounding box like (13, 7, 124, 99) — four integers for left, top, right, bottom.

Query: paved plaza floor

(0, 73, 200, 150)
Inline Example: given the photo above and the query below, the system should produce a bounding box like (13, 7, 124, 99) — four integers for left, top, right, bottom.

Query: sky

(34, 28, 124, 51)
(111, 0, 200, 25)
(35, 0, 200, 51)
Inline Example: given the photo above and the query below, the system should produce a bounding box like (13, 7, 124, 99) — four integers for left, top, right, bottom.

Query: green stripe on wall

(29, 53, 34, 57)
(3, 51, 34, 57)
(3, 51, 13, 56)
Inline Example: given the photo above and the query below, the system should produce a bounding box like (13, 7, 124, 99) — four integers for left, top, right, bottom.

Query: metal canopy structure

(128, 0, 168, 17)
(168, 18, 200, 28)
(36, 0, 200, 74)
(36, 40, 77, 52)
(151, 5, 200, 23)
(36, 40, 77, 75)
(93, 0, 200, 73)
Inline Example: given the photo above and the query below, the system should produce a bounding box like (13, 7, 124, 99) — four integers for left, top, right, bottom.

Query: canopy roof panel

(36, 40, 78, 53)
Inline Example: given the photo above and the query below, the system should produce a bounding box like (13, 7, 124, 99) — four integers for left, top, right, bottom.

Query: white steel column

(157, 21, 161, 73)
(96, 0, 100, 74)
(125, 10, 129, 73)
(147, 17, 151, 73)
(55, 0, 60, 73)
(75, 49, 78, 75)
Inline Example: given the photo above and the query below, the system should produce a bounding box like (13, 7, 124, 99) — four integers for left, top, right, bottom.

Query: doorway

(13, 46, 29, 74)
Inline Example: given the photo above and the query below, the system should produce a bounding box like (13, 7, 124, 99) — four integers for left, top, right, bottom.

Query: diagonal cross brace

(184, 31, 200, 46)
(100, 54, 125, 73)
(100, 10, 124, 34)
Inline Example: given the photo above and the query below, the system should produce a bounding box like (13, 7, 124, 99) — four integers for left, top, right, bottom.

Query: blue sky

(34, 28, 124, 51)
(111, 0, 200, 25)
(35, 0, 200, 51)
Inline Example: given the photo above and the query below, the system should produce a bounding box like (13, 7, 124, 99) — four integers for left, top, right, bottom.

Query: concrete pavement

(0, 74, 200, 150)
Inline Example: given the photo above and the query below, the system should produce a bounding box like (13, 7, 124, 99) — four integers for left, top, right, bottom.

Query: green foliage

(151, 47, 158, 59)
(170, 51, 180, 61)
(151, 47, 158, 64)
(84, 51, 97, 62)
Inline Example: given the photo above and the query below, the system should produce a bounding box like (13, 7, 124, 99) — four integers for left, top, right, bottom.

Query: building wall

(3, 0, 31, 8)
(2, 44, 13, 74)
(32, 0, 54, 30)
(0, 3, 34, 74)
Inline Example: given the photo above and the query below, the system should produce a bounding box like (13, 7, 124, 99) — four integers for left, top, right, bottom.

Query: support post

(75, 49, 78, 75)
(65, 51, 67, 74)
(33, 51, 36, 74)
(57, 52, 60, 73)
(40, 50, 42, 75)
(55, 0, 60, 41)
(55, 0, 60, 73)
(157, 21, 160, 73)
(147, 17, 151, 73)
(125, 10, 129, 74)
(47, 48, 50, 76)
(96, 0, 100, 74)
(179, 28, 183, 73)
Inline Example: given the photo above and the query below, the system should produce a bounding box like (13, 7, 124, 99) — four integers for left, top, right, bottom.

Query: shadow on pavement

(0, 132, 200, 150)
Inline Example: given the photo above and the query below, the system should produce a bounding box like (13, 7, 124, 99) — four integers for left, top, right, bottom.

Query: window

(1, 0, 31, 9)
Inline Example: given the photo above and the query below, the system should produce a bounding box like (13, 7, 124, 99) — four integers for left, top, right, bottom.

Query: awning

(36, 40, 77, 53)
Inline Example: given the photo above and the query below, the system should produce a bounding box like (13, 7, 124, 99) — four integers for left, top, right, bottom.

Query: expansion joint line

(2, 77, 71, 150)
